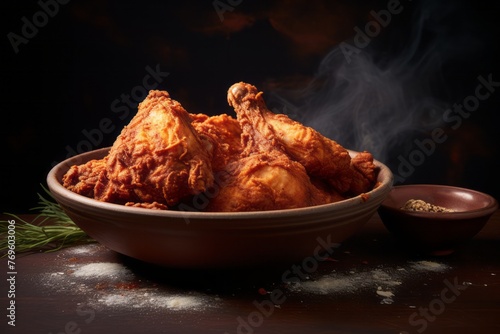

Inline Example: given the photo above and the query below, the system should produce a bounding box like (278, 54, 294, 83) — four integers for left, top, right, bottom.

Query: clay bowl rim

(47, 147, 394, 224)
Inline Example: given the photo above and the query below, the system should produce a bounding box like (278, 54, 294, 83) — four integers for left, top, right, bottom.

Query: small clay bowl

(378, 184, 498, 256)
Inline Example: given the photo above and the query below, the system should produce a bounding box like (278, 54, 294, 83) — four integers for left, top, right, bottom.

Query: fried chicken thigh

(205, 152, 334, 212)
(63, 90, 214, 208)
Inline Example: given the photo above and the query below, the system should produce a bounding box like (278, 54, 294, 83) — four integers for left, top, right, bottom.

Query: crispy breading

(63, 90, 214, 208)
(63, 84, 377, 211)
(224, 82, 377, 197)
(189, 113, 242, 172)
(205, 83, 343, 212)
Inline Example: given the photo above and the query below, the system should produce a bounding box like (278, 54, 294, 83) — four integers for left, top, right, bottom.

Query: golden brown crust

(190, 113, 242, 172)
(226, 82, 377, 197)
(63, 84, 378, 212)
(206, 82, 352, 212)
(62, 158, 107, 198)
(63, 90, 214, 208)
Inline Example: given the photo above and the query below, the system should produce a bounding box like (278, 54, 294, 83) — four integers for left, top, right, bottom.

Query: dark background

(2, 0, 499, 214)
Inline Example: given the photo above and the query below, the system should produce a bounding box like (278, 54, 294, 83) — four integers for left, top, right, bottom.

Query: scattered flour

(409, 260, 449, 272)
(97, 292, 206, 311)
(296, 275, 357, 294)
(376, 287, 395, 298)
(63, 243, 101, 256)
(289, 260, 450, 305)
(73, 262, 134, 280)
(41, 260, 216, 312)
(371, 269, 402, 287)
(44, 248, 451, 310)
(160, 296, 205, 310)
(296, 269, 401, 296)
(376, 287, 395, 304)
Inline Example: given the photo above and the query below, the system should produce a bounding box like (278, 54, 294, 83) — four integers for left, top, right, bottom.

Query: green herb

(1, 186, 95, 255)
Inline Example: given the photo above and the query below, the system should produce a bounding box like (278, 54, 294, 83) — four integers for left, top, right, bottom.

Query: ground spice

(401, 199, 454, 212)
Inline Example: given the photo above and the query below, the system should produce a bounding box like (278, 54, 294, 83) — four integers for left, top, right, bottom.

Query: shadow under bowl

(378, 184, 498, 256)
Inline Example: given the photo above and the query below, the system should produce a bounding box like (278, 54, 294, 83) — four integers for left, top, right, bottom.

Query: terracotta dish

(378, 184, 498, 256)
(47, 147, 393, 268)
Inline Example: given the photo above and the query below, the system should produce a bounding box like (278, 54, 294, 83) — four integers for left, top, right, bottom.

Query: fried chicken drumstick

(205, 84, 340, 212)
(223, 82, 377, 197)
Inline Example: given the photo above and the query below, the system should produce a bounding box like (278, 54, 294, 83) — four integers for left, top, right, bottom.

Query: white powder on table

(41, 260, 217, 312)
(295, 268, 401, 296)
(72, 262, 134, 280)
(297, 275, 357, 294)
(289, 260, 451, 305)
(43, 247, 454, 310)
(97, 292, 206, 310)
(63, 243, 101, 256)
(156, 295, 205, 310)
(376, 287, 395, 304)
(409, 260, 449, 272)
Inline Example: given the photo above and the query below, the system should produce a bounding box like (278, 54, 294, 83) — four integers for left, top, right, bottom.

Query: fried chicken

(349, 151, 377, 195)
(63, 157, 107, 198)
(225, 82, 377, 196)
(62, 83, 377, 212)
(189, 113, 242, 172)
(204, 84, 342, 212)
(205, 152, 336, 212)
(63, 90, 214, 208)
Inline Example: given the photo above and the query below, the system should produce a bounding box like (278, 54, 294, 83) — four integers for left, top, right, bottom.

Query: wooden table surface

(1, 211, 499, 334)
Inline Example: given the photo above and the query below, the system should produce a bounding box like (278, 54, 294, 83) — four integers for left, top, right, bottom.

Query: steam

(267, 0, 481, 163)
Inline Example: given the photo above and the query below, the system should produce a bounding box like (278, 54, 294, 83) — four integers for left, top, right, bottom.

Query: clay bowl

(47, 147, 393, 268)
(378, 184, 498, 256)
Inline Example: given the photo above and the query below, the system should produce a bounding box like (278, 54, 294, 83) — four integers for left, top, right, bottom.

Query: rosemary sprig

(1, 186, 95, 255)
